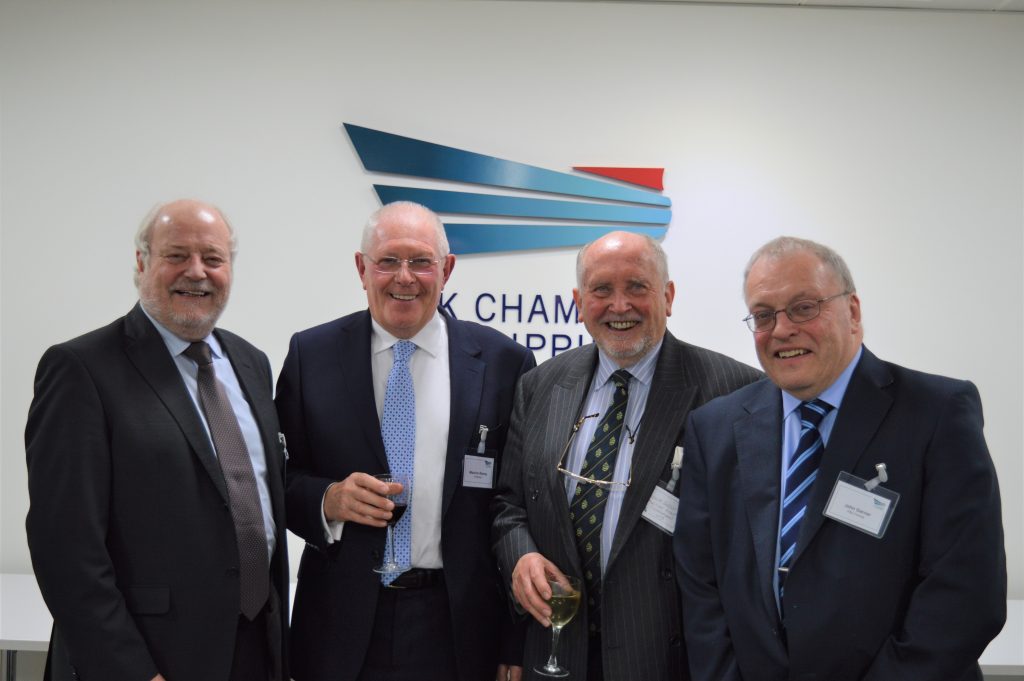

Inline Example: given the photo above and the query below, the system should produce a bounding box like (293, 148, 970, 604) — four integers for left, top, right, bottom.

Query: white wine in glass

(534, 575, 581, 678)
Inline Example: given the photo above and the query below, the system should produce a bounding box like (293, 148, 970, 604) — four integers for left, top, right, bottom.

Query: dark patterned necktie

(570, 369, 631, 635)
(184, 341, 269, 620)
(778, 398, 834, 596)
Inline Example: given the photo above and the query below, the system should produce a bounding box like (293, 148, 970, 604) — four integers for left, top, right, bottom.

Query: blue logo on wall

(344, 123, 671, 255)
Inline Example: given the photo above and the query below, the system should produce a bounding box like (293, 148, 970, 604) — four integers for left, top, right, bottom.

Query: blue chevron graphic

(345, 123, 672, 254)
(373, 186, 670, 224)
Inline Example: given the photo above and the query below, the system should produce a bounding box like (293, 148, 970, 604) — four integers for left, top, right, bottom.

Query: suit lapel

(441, 318, 485, 518)
(792, 348, 894, 565)
(606, 337, 697, 573)
(735, 382, 785, 621)
(337, 312, 389, 471)
(546, 346, 598, 574)
(122, 304, 228, 503)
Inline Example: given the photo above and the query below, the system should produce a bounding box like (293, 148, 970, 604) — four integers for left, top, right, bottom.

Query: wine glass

(371, 473, 411, 575)
(534, 574, 582, 678)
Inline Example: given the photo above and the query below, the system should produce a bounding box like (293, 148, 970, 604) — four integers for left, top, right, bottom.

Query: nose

(608, 290, 632, 314)
(183, 254, 207, 280)
(392, 261, 417, 285)
(771, 310, 799, 339)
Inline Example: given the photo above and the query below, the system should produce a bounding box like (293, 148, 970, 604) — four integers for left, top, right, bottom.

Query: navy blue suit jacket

(278, 310, 536, 681)
(674, 346, 1006, 681)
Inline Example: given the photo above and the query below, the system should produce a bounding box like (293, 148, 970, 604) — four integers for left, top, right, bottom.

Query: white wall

(2, 0, 1021, 610)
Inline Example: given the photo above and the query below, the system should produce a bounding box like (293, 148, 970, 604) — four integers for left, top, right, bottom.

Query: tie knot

(183, 341, 213, 366)
(611, 369, 632, 392)
(392, 340, 416, 364)
(799, 398, 834, 428)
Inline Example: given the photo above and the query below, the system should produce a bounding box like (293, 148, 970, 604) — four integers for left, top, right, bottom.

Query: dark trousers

(586, 633, 604, 681)
(356, 580, 458, 681)
(229, 607, 271, 681)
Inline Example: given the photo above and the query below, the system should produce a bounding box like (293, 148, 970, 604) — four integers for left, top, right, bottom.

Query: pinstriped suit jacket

(492, 332, 761, 681)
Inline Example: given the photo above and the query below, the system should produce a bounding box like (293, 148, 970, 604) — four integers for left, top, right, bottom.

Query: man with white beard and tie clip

(26, 199, 289, 681)
(674, 236, 1006, 680)
(278, 201, 536, 681)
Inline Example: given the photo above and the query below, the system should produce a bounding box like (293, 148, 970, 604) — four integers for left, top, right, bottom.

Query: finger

(509, 666, 523, 681)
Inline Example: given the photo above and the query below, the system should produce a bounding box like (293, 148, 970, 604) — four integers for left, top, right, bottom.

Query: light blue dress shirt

(142, 307, 276, 560)
(564, 339, 662, 572)
(772, 345, 863, 608)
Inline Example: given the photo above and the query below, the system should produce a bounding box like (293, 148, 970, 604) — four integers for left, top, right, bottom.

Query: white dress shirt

(325, 312, 451, 569)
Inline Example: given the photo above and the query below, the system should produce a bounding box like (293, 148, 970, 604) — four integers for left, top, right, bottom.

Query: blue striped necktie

(778, 398, 834, 594)
(380, 340, 416, 585)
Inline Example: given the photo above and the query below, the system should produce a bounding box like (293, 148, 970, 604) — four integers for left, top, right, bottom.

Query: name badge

(641, 483, 679, 535)
(824, 471, 899, 538)
(463, 453, 495, 489)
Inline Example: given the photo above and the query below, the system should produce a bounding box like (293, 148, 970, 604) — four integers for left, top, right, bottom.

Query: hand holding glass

(371, 473, 411, 575)
(534, 574, 581, 678)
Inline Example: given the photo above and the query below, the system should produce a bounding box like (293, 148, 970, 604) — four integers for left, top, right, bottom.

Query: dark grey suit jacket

(674, 346, 1006, 681)
(492, 332, 761, 681)
(26, 303, 289, 681)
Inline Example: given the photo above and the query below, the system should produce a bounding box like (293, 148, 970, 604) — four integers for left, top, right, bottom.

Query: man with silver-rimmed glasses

(278, 201, 535, 681)
(674, 236, 1005, 681)
(492, 231, 761, 681)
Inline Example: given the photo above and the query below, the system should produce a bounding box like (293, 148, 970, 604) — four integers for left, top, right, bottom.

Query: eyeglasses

(743, 291, 852, 333)
(556, 413, 633, 491)
(363, 254, 440, 276)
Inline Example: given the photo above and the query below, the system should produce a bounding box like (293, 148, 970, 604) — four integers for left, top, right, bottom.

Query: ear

(354, 251, 369, 291)
(135, 250, 146, 274)
(572, 287, 583, 323)
(440, 254, 456, 287)
(848, 292, 862, 331)
(663, 280, 676, 317)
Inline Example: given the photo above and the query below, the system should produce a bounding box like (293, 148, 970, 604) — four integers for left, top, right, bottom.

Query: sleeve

(276, 332, 337, 550)
(490, 369, 542, 599)
(25, 345, 159, 681)
(673, 411, 743, 681)
(861, 381, 1006, 679)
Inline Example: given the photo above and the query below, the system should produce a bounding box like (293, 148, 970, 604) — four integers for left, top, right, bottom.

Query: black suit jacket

(674, 346, 1006, 681)
(492, 333, 762, 681)
(277, 310, 536, 681)
(25, 303, 290, 681)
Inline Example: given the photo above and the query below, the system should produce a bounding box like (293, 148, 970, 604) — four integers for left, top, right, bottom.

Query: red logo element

(573, 166, 664, 191)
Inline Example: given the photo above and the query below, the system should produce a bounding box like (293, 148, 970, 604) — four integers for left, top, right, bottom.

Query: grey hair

(133, 200, 238, 286)
(743, 236, 856, 294)
(361, 201, 450, 257)
(576, 232, 670, 289)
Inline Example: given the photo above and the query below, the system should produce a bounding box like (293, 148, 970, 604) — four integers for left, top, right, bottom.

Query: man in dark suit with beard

(493, 231, 761, 680)
(26, 199, 289, 681)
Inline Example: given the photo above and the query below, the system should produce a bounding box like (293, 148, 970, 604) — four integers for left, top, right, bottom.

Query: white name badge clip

(823, 463, 899, 539)
(641, 446, 684, 535)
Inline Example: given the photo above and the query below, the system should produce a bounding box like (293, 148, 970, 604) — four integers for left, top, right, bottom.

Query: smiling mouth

(175, 290, 209, 298)
(607, 320, 639, 331)
(777, 349, 809, 359)
(390, 293, 417, 301)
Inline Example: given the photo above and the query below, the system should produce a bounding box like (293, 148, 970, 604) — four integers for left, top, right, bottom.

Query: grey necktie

(184, 341, 269, 620)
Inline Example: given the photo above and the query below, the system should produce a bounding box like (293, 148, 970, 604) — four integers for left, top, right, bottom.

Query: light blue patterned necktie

(380, 340, 416, 585)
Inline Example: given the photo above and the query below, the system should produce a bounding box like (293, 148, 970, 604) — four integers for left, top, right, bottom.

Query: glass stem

(386, 526, 396, 565)
(546, 625, 563, 667)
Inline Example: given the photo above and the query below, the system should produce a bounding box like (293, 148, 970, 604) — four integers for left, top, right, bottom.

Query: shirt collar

(139, 303, 222, 359)
(370, 310, 445, 359)
(594, 337, 663, 390)
(781, 345, 863, 418)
